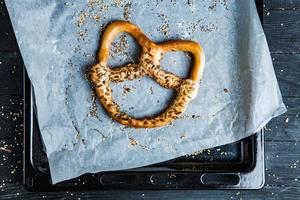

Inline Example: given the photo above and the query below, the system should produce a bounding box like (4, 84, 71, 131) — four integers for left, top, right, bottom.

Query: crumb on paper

(149, 86, 154, 95)
(129, 137, 138, 146)
(191, 114, 201, 119)
(76, 12, 88, 27)
(78, 29, 88, 38)
(64, 85, 71, 106)
(88, 0, 97, 9)
(158, 13, 170, 36)
(199, 22, 217, 33)
(113, 0, 124, 7)
(81, 138, 87, 145)
(71, 0, 110, 50)
(93, 14, 101, 22)
(123, 3, 132, 21)
(187, 0, 193, 6)
(111, 34, 129, 57)
(129, 106, 134, 110)
(123, 86, 132, 95)
(184, 52, 192, 58)
(87, 91, 99, 118)
(62, 144, 69, 151)
(83, 68, 90, 80)
(100, 3, 110, 12)
(208, 0, 217, 10)
(208, 0, 229, 10)
(142, 145, 150, 151)
(186, 19, 206, 36)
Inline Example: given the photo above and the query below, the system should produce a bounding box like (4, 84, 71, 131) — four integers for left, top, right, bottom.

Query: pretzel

(90, 21, 205, 128)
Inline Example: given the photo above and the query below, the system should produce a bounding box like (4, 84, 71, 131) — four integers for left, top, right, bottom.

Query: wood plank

(0, 139, 299, 198)
(0, 138, 22, 184)
(265, 141, 300, 187)
(0, 0, 19, 52)
(272, 54, 300, 97)
(0, 95, 23, 139)
(0, 184, 299, 200)
(265, 0, 300, 9)
(255, 0, 264, 22)
(0, 52, 23, 95)
(264, 10, 300, 53)
(265, 97, 300, 141)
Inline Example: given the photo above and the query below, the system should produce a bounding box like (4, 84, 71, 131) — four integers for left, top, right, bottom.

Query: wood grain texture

(0, 1, 19, 52)
(265, 141, 300, 188)
(0, 184, 299, 200)
(264, 10, 300, 53)
(265, 0, 300, 9)
(0, 141, 298, 199)
(272, 54, 300, 97)
(0, 138, 22, 184)
(0, 52, 23, 95)
(265, 97, 300, 141)
(0, 95, 23, 139)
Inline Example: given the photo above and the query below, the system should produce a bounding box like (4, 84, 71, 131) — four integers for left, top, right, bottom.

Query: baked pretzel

(90, 21, 205, 128)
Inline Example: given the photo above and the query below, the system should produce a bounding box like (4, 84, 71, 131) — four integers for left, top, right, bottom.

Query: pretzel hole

(110, 77, 176, 118)
(160, 51, 193, 79)
(108, 33, 141, 67)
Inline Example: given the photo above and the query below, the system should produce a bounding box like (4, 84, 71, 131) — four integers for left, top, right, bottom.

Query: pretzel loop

(90, 21, 205, 128)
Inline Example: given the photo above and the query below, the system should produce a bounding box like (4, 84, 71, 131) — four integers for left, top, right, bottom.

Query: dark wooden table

(0, 0, 299, 199)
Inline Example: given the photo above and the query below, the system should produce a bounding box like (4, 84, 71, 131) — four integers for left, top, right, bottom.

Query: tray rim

(23, 67, 265, 191)
(22, 0, 266, 191)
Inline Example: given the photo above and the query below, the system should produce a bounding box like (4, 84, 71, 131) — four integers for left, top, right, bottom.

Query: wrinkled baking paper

(6, 0, 286, 183)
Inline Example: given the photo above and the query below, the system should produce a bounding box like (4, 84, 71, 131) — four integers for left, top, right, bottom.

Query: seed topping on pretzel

(90, 21, 205, 128)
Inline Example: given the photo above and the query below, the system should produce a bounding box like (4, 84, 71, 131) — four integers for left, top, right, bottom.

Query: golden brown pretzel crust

(90, 21, 205, 128)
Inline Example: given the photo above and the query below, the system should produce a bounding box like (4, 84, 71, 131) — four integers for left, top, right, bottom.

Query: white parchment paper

(6, 0, 286, 183)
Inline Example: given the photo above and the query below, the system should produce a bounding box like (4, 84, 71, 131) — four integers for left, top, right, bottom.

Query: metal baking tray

(22, 0, 265, 191)
(23, 68, 265, 191)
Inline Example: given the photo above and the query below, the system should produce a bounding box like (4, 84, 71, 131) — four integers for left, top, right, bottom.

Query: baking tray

(22, 0, 265, 191)
(23, 68, 265, 191)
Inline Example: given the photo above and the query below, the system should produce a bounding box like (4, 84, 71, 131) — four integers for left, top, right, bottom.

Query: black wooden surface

(0, 0, 300, 199)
